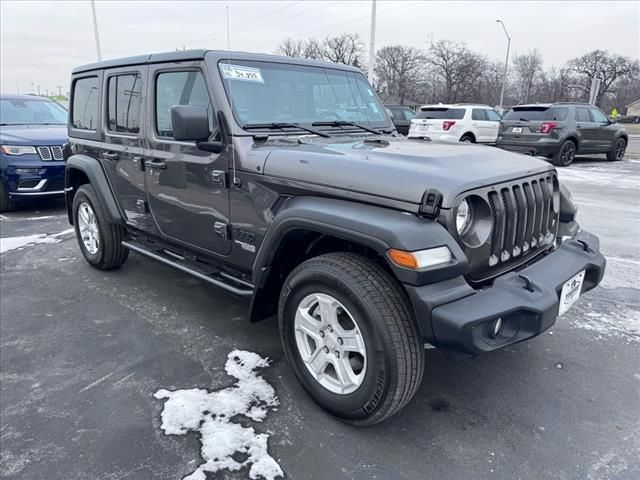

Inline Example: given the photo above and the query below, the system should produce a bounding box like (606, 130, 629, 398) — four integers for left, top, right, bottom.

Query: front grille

(37, 146, 52, 161)
(462, 172, 559, 283)
(36, 146, 64, 161)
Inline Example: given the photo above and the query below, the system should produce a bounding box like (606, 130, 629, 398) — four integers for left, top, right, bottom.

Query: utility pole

(368, 0, 376, 83)
(57, 85, 63, 97)
(496, 19, 511, 113)
(91, 0, 103, 61)
(37, 85, 41, 96)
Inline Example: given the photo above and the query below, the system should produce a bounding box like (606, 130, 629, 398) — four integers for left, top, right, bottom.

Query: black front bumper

(407, 230, 606, 357)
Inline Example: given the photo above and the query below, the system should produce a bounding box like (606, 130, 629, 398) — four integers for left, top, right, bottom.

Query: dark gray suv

(497, 102, 628, 166)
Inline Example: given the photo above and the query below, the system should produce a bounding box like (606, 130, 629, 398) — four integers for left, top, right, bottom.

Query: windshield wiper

(311, 120, 383, 135)
(242, 122, 331, 138)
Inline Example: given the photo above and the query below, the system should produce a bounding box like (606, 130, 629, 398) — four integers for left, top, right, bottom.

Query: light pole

(496, 19, 511, 113)
(368, 0, 376, 83)
(90, 0, 102, 61)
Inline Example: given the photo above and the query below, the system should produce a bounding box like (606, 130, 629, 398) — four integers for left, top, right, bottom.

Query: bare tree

(538, 67, 575, 103)
(427, 40, 487, 103)
(375, 45, 425, 104)
(277, 38, 305, 58)
(322, 33, 366, 68)
(512, 49, 543, 103)
(568, 50, 640, 105)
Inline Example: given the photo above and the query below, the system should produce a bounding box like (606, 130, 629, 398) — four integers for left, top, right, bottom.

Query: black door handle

(146, 159, 167, 170)
(102, 152, 119, 161)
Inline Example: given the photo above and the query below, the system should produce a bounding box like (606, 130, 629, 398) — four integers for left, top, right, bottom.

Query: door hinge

(136, 199, 148, 213)
(211, 170, 227, 188)
(214, 222, 230, 240)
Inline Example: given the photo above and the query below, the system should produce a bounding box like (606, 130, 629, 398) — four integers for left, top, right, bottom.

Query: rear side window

(546, 108, 568, 121)
(107, 73, 142, 134)
(415, 108, 465, 120)
(575, 108, 591, 122)
(472, 109, 487, 121)
(155, 70, 213, 138)
(71, 76, 99, 130)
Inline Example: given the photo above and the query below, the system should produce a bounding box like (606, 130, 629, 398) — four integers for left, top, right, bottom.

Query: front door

(144, 63, 231, 255)
(101, 67, 150, 229)
(589, 107, 617, 151)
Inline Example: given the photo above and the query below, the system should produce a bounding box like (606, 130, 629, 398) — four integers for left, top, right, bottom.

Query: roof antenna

(226, 5, 240, 187)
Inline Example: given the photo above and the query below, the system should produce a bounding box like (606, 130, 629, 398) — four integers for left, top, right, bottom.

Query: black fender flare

(65, 154, 123, 225)
(249, 196, 468, 322)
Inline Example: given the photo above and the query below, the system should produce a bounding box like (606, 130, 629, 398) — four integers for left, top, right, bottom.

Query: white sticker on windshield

(220, 64, 264, 83)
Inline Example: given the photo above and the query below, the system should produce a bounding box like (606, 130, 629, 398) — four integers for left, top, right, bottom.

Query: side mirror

(171, 105, 210, 142)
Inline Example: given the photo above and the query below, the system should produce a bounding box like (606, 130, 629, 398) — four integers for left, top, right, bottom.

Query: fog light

(15, 168, 40, 174)
(490, 317, 503, 338)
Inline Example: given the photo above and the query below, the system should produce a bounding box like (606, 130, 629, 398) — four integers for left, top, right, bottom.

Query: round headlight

(456, 198, 472, 236)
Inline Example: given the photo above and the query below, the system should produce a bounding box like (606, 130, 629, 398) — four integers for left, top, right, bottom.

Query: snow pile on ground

(154, 350, 282, 480)
(571, 305, 640, 343)
(0, 228, 74, 254)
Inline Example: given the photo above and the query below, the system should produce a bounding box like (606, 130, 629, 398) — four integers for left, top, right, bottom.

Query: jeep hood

(261, 136, 555, 208)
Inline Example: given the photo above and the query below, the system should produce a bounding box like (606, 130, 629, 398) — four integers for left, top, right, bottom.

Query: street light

(496, 19, 511, 113)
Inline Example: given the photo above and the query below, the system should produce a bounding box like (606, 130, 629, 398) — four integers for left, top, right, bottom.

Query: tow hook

(518, 274, 535, 292)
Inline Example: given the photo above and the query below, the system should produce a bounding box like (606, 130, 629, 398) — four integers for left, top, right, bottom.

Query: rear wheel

(0, 182, 11, 213)
(73, 184, 129, 270)
(552, 140, 576, 167)
(607, 137, 626, 162)
(278, 252, 424, 426)
(460, 134, 474, 143)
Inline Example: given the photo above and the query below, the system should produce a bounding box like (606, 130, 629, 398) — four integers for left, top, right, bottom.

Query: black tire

(459, 134, 474, 143)
(552, 139, 576, 167)
(278, 252, 424, 426)
(0, 182, 11, 213)
(607, 137, 626, 162)
(72, 184, 129, 270)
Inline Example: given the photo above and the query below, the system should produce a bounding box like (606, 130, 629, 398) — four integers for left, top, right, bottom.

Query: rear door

(101, 67, 150, 228)
(575, 107, 597, 152)
(589, 107, 616, 151)
(500, 106, 549, 143)
(483, 109, 502, 143)
(144, 62, 231, 255)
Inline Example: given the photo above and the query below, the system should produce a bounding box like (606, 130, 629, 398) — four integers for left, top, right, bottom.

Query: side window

(472, 109, 487, 121)
(107, 73, 142, 134)
(576, 108, 591, 122)
(590, 108, 608, 123)
(403, 109, 415, 121)
(485, 109, 502, 122)
(389, 108, 402, 120)
(547, 108, 568, 121)
(155, 70, 214, 138)
(72, 76, 99, 130)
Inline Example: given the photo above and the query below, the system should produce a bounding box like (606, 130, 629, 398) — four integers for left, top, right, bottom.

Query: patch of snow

(154, 350, 282, 480)
(571, 305, 640, 342)
(599, 256, 640, 290)
(0, 228, 74, 254)
(557, 166, 640, 189)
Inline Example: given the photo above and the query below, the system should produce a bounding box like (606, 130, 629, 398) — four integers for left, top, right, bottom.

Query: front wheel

(607, 137, 626, 162)
(278, 252, 424, 426)
(73, 184, 129, 270)
(0, 182, 12, 213)
(552, 140, 576, 167)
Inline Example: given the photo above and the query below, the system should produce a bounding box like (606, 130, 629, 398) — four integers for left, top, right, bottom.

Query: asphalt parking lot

(1, 149, 639, 480)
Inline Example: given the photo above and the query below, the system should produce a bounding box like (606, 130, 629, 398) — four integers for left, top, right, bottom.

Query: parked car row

(386, 101, 627, 167)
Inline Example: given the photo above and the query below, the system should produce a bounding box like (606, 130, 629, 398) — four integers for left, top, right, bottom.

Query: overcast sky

(1, 0, 638, 96)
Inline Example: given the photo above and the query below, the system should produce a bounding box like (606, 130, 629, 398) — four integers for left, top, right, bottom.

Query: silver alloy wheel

(294, 293, 367, 395)
(78, 202, 100, 255)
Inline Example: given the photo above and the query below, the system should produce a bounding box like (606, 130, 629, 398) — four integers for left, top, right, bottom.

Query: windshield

(414, 108, 465, 120)
(218, 60, 389, 129)
(0, 98, 67, 125)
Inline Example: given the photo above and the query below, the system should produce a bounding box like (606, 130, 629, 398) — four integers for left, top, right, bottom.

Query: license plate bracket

(558, 270, 585, 316)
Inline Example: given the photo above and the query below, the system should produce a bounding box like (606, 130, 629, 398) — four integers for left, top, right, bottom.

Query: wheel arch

(248, 196, 467, 323)
(460, 132, 476, 142)
(65, 154, 123, 225)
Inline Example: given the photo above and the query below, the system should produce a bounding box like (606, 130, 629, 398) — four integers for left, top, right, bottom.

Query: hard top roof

(72, 49, 363, 74)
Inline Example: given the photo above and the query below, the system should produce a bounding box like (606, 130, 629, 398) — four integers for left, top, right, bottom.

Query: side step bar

(121, 240, 254, 297)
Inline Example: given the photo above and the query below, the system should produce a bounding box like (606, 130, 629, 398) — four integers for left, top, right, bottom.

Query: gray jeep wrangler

(65, 50, 605, 425)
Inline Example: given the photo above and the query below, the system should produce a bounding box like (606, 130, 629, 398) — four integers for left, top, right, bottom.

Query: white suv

(408, 104, 502, 143)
